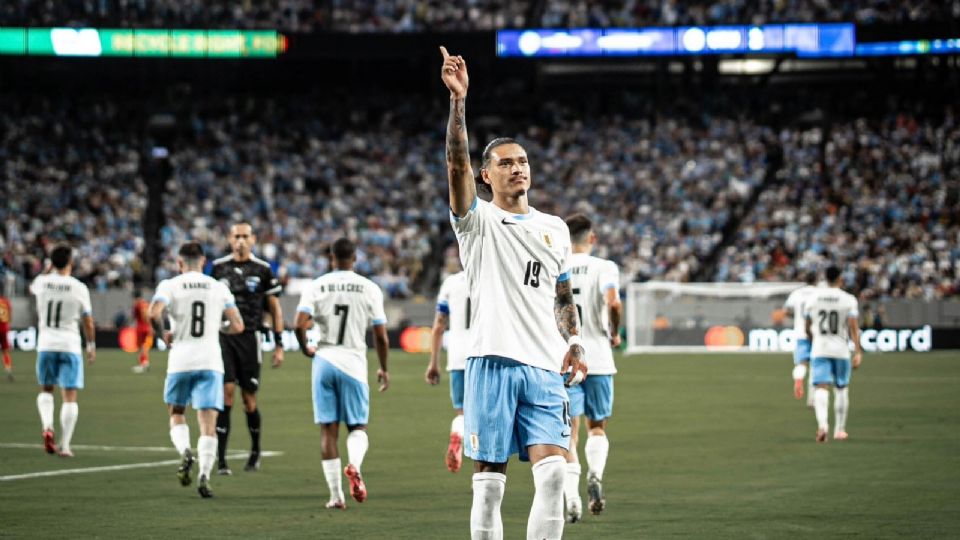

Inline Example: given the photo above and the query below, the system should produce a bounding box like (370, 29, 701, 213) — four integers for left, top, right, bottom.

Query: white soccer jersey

(153, 272, 236, 374)
(30, 274, 92, 354)
(451, 198, 572, 373)
(784, 285, 817, 337)
(804, 287, 859, 360)
(567, 253, 619, 375)
(436, 271, 472, 371)
(296, 270, 387, 384)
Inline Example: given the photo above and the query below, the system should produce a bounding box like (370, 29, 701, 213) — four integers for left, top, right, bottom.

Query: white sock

(792, 364, 807, 381)
(322, 458, 345, 503)
(585, 434, 610, 481)
(37, 392, 54, 431)
(59, 402, 78, 451)
(471, 472, 506, 540)
(197, 435, 217, 479)
(169, 422, 191, 456)
(527, 455, 566, 540)
(346, 430, 369, 473)
(807, 373, 815, 406)
(563, 462, 581, 505)
(451, 415, 465, 437)
(814, 388, 830, 431)
(834, 388, 849, 434)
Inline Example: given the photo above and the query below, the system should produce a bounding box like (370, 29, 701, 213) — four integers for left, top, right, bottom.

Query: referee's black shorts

(220, 332, 262, 393)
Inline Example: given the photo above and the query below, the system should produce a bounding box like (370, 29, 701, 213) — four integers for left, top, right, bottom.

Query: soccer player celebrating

(440, 46, 587, 540)
(131, 289, 153, 373)
(804, 266, 863, 443)
(30, 245, 96, 457)
(0, 289, 13, 380)
(425, 265, 471, 472)
(294, 238, 390, 510)
(783, 272, 818, 403)
(562, 214, 622, 522)
(150, 242, 244, 498)
(210, 223, 285, 474)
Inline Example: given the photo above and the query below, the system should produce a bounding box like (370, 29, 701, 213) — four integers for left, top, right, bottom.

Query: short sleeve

(263, 266, 282, 296)
(436, 277, 452, 314)
(599, 260, 620, 295)
(152, 280, 172, 306)
(295, 286, 315, 317)
(29, 276, 42, 296)
(221, 282, 237, 310)
(449, 197, 483, 235)
(557, 226, 573, 283)
(369, 285, 387, 327)
(847, 296, 859, 319)
(783, 290, 797, 311)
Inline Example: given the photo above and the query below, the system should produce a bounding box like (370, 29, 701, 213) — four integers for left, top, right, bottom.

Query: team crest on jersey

(245, 276, 261, 292)
(541, 232, 553, 248)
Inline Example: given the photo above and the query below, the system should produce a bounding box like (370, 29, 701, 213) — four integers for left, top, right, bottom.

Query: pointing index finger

(439, 45, 450, 59)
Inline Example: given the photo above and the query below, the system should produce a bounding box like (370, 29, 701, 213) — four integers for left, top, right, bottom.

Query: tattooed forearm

(555, 279, 579, 341)
(446, 97, 468, 169)
(608, 303, 622, 339)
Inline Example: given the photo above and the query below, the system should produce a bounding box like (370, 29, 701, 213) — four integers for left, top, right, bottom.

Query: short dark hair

(804, 271, 817, 285)
(477, 137, 522, 194)
(565, 214, 593, 244)
(178, 242, 205, 262)
(50, 245, 73, 269)
(825, 266, 842, 283)
(330, 238, 356, 261)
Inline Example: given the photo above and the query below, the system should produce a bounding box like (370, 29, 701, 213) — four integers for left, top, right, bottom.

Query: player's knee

(474, 460, 508, 474)
(346, 424, 366, 432)
(170, 405, 186, 415)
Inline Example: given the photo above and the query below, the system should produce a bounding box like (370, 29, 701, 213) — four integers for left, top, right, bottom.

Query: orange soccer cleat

(446, 433, 463, 473)
(793, 378, 804, 399)
(43, 430, 56, 454)
(816, 428, 828, 443)
(344, 464, 367, 503)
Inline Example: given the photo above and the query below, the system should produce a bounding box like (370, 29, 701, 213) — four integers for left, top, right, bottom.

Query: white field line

(0, 448, 282, 482)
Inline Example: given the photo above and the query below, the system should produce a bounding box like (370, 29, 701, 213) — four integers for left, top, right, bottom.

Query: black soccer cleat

(587, 473, 605, 515)
(197, 475, 214, 498)
(217, 460, 232, 476)
(177, 449, 195, 487)
(244, 451, 261, 472)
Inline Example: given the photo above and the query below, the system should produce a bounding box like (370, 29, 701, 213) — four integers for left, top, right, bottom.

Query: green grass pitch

(1, 350, 958, 538)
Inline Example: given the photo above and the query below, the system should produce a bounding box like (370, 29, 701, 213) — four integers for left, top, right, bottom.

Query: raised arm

(440, 46, 475, 217)
(555, 279, 586, 386)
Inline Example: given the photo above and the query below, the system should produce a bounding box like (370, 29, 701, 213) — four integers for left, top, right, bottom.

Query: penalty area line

(0, 450, 283, 482)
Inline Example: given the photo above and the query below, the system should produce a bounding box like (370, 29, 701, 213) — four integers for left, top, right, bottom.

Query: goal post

(625, 281, 804, 353)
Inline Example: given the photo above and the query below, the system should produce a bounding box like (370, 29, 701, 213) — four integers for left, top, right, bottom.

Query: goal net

(625, 281, 804, 353)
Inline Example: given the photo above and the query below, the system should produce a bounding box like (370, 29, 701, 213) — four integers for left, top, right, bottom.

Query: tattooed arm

(439, 46, 475, 217)
(556, 278, 587, 385)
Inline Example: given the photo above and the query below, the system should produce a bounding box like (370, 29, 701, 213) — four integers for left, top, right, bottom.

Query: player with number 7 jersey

(294, 238, 390, 510)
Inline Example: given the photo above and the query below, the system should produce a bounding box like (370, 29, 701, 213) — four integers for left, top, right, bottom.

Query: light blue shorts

(794, 338, 812, 364)
(312, 357, 369, 426)
(449, 369, 465, 410)
(36, 351, 83, 389)
(567, 375, 614, 421)
(463, 356, 571, 463)
(811, 357, 852, 388)
(164, 370, 224, 410)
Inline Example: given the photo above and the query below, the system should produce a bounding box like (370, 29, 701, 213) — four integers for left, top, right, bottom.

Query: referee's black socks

(246, 409, 261, 453)
(216, 404, 231, 465)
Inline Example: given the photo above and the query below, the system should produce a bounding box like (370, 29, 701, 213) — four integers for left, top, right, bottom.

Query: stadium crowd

(2, 0, 954, 32)
(716, 106, 960, 300)
(2, 92, 957, 300)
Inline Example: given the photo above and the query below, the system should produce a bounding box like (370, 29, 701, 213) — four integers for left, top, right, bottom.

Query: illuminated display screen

(497, 24, 959, 59)
(0, 27, 285, 58)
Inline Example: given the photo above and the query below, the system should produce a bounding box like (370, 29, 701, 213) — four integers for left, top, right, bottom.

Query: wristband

(273, 330, 284, 344)
(567, 335, 582, 348)
(85, 342, 96, 353)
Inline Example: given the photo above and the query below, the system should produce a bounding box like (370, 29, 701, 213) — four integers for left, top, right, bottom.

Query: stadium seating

(1, 1, 951, 32)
